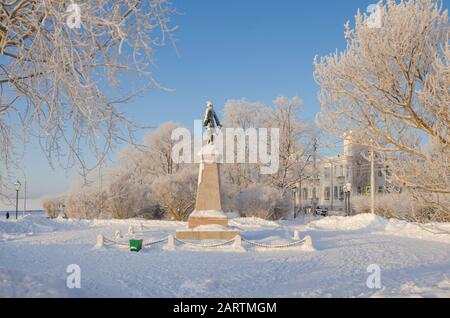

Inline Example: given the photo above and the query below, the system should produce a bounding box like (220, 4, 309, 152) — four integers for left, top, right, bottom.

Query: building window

(378, 169, 383, 177)
(357, 186, 362, 194)
(324, 187, 331, 200)
(334, 186, 338, 200)
(324, 167, 330, 179)
(303, 188, 308, 200)
(378, 186, 384, 193)
(385, 166, 391, 177)
(340, 165, 344, 177)
(339, 185, 344, 200)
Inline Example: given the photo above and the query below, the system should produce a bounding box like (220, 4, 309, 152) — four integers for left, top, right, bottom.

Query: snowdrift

(308, 213, 389, 231)
(0, 267, 81, 297)
(307, 213, 450, 244)
(0, 214, 88, 241)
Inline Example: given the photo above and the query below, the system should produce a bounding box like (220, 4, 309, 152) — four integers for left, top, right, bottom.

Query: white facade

(295, 134, 388, 212)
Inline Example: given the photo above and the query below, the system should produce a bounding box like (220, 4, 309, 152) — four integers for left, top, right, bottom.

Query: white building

(294, 133, 389, 213)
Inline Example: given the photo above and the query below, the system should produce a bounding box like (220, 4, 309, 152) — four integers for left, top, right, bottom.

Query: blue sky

(13, 0, 387, 198)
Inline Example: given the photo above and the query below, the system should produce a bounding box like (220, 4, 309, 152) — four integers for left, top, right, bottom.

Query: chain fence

(173, 237, 236, 248)
(103, 237, 129, 247)
(241, 237, 306, 249)
(143, 237, 168, 247)
(100, 230, 311, 251)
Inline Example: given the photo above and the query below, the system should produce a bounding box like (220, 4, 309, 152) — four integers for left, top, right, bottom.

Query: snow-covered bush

(220, 179, 240, 213)
(233, 184, 292, 220)
(151, 167, 197, 221)
(352, 192, 437, 222)
(41, 196, 64, 218)
(106, 172, 155, 219)
(64, 188, 105, 219)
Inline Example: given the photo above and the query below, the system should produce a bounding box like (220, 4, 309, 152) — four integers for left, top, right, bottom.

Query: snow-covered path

(1, 214, 449, 297)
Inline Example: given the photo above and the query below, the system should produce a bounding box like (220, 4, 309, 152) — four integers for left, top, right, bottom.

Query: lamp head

(14, 180, 21, 191)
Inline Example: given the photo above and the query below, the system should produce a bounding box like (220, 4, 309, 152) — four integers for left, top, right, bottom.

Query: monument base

(188, 217, 228, 229)
(188, 210, 228, 229)
(176, 224, 240, 241)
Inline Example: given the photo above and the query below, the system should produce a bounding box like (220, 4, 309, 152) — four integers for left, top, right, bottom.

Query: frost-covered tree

(314, 0, 449, 220)
(222, 96, 313, 190)
(264, 96, 313, 189)
(0, 0, 176, 187)
(105, 170, 155, 219)
(118, 122, 182, 184)
(63, 122, 187, 220)
(64, 185, 104, 219)
(222, 99, 270, 188)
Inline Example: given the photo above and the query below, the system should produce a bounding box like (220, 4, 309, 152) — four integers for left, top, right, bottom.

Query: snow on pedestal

(189, 210, 227, 220)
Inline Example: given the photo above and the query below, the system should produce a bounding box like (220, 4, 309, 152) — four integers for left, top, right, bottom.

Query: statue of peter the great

(203, 101, 222, 144)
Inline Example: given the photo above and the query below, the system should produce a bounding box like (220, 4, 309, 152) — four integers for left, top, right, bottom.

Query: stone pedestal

(176, 226, 240, 241)
(176, 145, 240, 241)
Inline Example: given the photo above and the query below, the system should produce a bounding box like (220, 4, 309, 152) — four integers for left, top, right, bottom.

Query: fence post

(167, 235, 175, 251)
(303, 235, 315, 251)
(233, 235, 245, 252)
(114, 229, 122, 240)
(95, 234, 104, 248)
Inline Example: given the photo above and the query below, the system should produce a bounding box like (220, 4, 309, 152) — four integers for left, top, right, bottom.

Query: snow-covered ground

(1, 213, 449, 298)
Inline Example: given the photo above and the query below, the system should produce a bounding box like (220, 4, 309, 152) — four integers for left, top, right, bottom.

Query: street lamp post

(370, 147, 375, 214)
(14, 180, 21, 219)
(343, 182, 352, 216)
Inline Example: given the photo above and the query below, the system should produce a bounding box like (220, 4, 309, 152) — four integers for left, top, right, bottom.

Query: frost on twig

(0, 0, 176, 188)
(314, 0, 449, 220)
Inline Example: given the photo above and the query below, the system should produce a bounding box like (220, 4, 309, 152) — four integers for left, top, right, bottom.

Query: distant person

(6, 212, 10, 219)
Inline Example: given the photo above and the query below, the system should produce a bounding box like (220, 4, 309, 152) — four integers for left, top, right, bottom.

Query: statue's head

(206, 101, 213, 108)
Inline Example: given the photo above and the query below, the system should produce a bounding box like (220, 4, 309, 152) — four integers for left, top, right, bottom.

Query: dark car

(315, 207, 328, 216)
